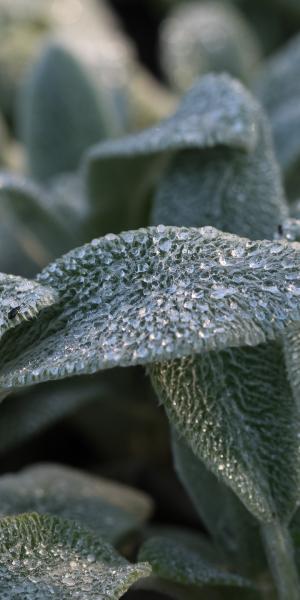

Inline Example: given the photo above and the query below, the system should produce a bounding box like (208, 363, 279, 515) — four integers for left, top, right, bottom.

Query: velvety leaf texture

(0, 271, 57, 341)
(139, 535, 253, 589)
(255, 34, 300, 197)
(160, 1, 261, 90)
(172, 434, 265, 574)
(0, 227, 300, 392)
(0, 172, 75, 276)
(150, 343, 300, 522)
(84, 74, 265, 235)
(151, 129, 286, 241)
(0, 464, 152, 543)
(19, 41, 114, 181)
(0, 513, 151, 599)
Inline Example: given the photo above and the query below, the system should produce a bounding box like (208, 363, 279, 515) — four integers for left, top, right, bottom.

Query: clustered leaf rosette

(1, 225, 300, 527)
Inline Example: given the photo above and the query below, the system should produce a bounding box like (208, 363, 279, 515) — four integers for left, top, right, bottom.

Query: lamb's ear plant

(159, 0, 261, 91)
(254, 33, 300, 200)
(1, 222, 300, 597)
(84, 74, 287, 239)
(3, 30, 300, 598)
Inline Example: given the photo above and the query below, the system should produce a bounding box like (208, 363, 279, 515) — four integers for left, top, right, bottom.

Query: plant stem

(261, 522, 299, 600)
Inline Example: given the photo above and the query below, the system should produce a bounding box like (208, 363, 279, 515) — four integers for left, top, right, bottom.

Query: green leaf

(1, 226, 300, 393)
(0, 171, 76, 276)
(254, 34, 300, 198)
(47, 173, 89, 238)
(0, 373, 123, 454)
(151, 130, 286, 240)
(0, 271, 57, 342)
(276, 219, 300, 242)
(138, 534, 253, 590)
(84, 74, 268, 236)
(0, 512, 151, 599)
(0, 0, 50, 118)
(150, 342, 300, 523)
(19, 40, 120, 181)
(0, 464, 153, 544)
(172, 434, 265, 575)
(160, 1, 261, 91)
(290, 509, 300, 571)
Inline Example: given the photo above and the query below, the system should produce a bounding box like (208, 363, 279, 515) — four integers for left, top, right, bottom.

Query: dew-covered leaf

(160, 1, 261, 91)
(0, 512, 151, 599)
(276, 219, 300, 242)
(0, 171, 75, 276)
(0, 271, 57, 342)
(150, 342, 300, 523)
(84, 74, 263, 235)
(138, 534, 253, 590)
(0, 464, 153, 544)
(19, 40, 121, 181)
(1, 227, 300, 393)
(172, 434, 265, 574)
(255, 34, 300, 198)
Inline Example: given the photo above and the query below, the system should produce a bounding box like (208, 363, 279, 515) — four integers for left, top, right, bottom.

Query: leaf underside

(150, 342, 300, 523)
(172, 434, 265, 574)
(0, 227, 300, 392)
(0, 512, 151, 599)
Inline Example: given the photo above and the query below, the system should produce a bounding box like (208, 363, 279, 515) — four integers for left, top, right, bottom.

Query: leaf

(150, 341, 300, 523)
(0, 271, 57, 342)
(0, 373, 122, 454)
(0, 512, 151, 599)
(151, 133, 286, 241)
(1, 226, 300, 393)
(254, 34, 300, 198)
(84, 74, 265, 235)
(138, 534, 253, 590)
(47, 173, 90, 237)
(290, 509, 300, 571)
(0, 464, 153, 544)
(276, 219, 300, 242)
(18, 40, 120, 181)
(172, 434, 265, 575)
(0, 0, 50, 118)
(0, 171, 76, 276)
(160, 1, 261, 91)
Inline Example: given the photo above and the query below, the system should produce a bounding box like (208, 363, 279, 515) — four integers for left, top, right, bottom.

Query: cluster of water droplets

(0, 273, 57, 341)
(0, 513, 150, 600)
(1, 225, 300, 391)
